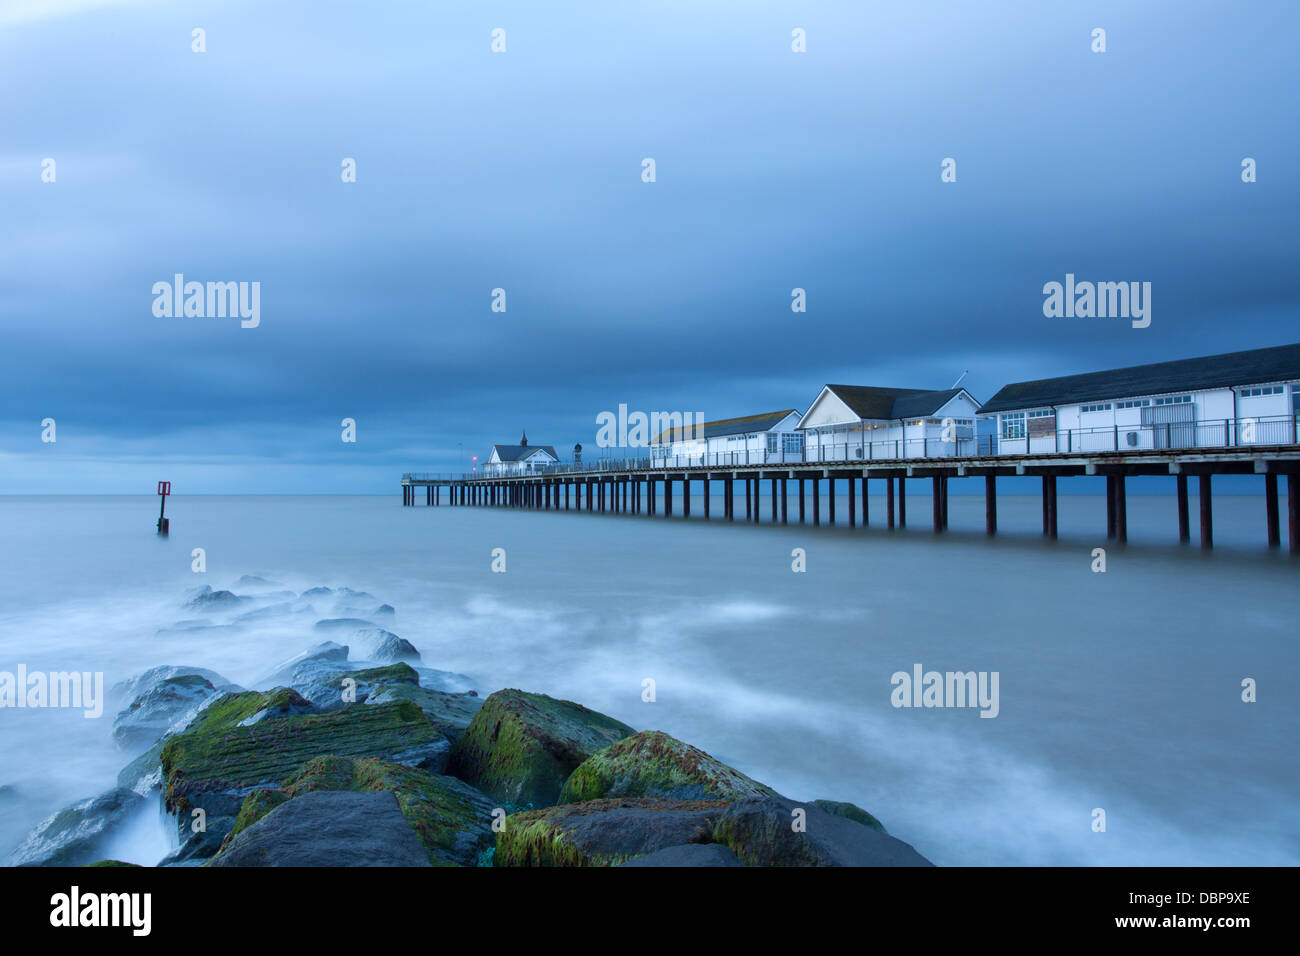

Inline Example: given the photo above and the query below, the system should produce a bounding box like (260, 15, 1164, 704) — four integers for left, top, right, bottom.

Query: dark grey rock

(6, 788, 144, 867)
(391, 739, 452, 775)
(713, 797, 933, 866)
(113, 673, 220, 751)
(619, 843, 746, 867)
(313, 617, 376, 632)
(187, 589, 251, 610)
(156, 816, 232, 866)
(209, 791, 431, 867)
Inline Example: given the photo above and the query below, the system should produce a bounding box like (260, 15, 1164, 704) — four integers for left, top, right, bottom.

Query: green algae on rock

(559, 730, 779, 803)
(448, 689, 636, 811)
(218, 754, 494, 866)
(82, 860, 142, 867)
(160, 689, 444, 811)
(712, 797, 932, 866)
(494, 797, 728, 867)
(809, 799, 886, 833)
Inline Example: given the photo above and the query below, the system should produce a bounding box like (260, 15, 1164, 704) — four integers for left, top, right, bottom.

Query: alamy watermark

(890, 663, 999, 718)
(595, 404, 704, 448)
(152, 274, 260, 328)
(0, 665, 104, 718)
(1042, 274, 1150, 329)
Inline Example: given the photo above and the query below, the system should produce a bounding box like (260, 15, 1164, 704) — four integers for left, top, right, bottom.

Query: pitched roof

(490, 443, 558, 461)
(800, 386, 971, 425)
(979, 343, 1300, 414)
(654, 410, 798, 444)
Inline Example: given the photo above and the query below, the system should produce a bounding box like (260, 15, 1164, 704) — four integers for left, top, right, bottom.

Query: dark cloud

(2, 0, 1297, 491)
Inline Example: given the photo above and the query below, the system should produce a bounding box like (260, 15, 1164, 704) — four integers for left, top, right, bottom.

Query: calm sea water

(0, 492, 1296, 866)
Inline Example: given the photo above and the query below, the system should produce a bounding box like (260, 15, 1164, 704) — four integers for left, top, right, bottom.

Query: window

(1116, 399, 1150, 409)
(1081, 403, 1112, 413)
(1240, 386, 1283, 397)
(782, 433, 804, 453)
(1154, 395, 1191, 405)
(1001, 412, 1026, 439)
(766, 433, 778, 454)
(1027, 409, 1053, 418)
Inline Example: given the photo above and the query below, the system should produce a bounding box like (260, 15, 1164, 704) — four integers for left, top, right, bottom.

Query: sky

(2, 0, 1298, 493)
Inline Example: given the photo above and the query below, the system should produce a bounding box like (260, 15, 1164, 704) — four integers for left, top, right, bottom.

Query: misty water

(1, 491, 1296, 867)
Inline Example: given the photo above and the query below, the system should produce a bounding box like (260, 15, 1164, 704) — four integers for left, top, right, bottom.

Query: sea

(0, 491, 1296, 867)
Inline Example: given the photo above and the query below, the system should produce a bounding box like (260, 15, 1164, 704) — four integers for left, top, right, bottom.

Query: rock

(111, 665, 239, 706)
(158, 688, 446, 859)
(313, 617, 376, 632)
(372, 604, 396, 618)
(300, 587, 334, 599)
(83, 860, 142, 867)
(6, 788, 144, 867)
(256, 642, 353, 704)
(161, 690, 443, 811)
(220, 756, 494, 866)
(364, 681, 482, 742)
(409, 665, 476, 695)
(209, 791, 432, 867)
(233, 602, 315, 624)
(618, 843, 746, 867)
(390, 740, 452, 775)
(112, 673, 220, 751)
(494, 798, 728, 867)
(711, 797, 932, 866)
(354, 629, 421, 664)
(809, 799, 887, 834)
(236, 688, 318, 725)
(448, 689, 637, 811)
(234, 575, 280, 588)
(117, 742, 165, 793)
(187, 588, 251, 610)
(560, 730, 779, 803)
(156, 819, 231, 866)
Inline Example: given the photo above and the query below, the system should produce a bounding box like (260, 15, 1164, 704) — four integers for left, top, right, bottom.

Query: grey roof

(979, 343, 1300, 414)
(798, 386, 970, 426)
(491, 443, 558, 462)
(654, 410, 798, 444)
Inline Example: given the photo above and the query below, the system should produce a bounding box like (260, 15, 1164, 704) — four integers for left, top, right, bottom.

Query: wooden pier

(402, 446, 1300, 551)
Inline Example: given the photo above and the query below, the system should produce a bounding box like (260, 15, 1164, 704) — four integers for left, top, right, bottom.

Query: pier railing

(406, 414, 1300, 480)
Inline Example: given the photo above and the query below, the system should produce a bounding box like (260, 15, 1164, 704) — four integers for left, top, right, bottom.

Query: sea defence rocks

(618, 843, 745, 867)
(809, 799, 886, 834)
(185, 586, 251, 610)
(6, 788, 144, 867)
(111, 666, 241, 752)
(210, 791, 432, 867)
(159, 688, 446, 859)
(559, 730, 779, 803)
(712, 797, 932, 866)
(213, 755, 494, 867)
(448, 689, 637, 810)
(495, 798, 728, 867)
(493, 794, 931, 868)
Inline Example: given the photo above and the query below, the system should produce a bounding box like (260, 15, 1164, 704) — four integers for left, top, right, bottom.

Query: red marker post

(157, 481, 171, 535)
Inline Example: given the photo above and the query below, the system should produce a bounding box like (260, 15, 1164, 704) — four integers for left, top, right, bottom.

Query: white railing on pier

(404, 415, 1300, 481)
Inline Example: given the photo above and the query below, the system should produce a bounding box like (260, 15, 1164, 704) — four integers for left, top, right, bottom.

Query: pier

(402, 444, 1300, 552)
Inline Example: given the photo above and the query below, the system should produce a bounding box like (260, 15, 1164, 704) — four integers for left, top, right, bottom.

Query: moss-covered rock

(494, 798, 728, 867)
(218, 755, 494, 866)
(809, 799, 886, 833)
(448, 689, 636, 811)
(559, 730, 778, 803)
(160, 688, 444, 812)
(82, 859, 142, 867)
(711, 797, 932, 866)
(229, 788, 290, 838)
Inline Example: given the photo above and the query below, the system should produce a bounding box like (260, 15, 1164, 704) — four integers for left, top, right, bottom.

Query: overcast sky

(3, 0, 1297, 492)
